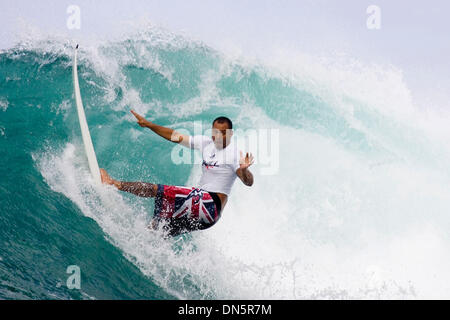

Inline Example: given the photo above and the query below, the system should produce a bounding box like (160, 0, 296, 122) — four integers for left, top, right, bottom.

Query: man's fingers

(241, 151, 254, 161)
(130, 110, 141, 119)
(240, 151, 255, 167)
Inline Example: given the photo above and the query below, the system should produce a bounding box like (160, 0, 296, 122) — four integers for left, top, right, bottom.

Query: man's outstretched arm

(130, 110, 190, 147)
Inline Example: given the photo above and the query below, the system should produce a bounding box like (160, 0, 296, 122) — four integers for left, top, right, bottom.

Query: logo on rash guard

(202, 160, 219, 169)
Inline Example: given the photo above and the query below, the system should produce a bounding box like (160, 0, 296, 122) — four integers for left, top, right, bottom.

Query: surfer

(100, 110, 254, 237)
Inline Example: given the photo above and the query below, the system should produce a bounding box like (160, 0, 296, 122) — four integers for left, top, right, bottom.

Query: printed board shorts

(153, 184, 221, 237)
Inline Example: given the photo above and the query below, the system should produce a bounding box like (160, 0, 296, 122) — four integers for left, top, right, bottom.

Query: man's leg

(100, 168, 157, 197)
(117, 181, 158, 197)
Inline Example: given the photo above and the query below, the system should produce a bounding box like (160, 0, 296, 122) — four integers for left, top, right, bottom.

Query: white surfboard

(72, 45, 101, 185)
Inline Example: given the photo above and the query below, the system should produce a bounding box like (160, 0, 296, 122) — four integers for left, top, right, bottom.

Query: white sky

(1, 0, 449, 110)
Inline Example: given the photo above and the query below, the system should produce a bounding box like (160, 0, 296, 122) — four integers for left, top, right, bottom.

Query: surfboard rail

(72, 45, 102, 185)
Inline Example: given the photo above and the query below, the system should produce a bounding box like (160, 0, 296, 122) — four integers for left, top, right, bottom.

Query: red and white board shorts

(153, 184, 221, 236)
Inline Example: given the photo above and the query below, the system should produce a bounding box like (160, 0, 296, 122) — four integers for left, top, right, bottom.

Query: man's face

(211, 121, 232, 149)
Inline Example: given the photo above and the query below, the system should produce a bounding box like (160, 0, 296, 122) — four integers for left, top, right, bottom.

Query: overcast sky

(1, 0, 449, 110)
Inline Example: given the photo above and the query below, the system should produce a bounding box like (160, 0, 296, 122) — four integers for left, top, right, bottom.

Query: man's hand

(239, 151, 254, 170)
(131, 110, 152, 128)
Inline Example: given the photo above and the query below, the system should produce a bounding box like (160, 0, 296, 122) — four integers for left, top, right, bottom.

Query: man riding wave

(100, 110, 254, 237)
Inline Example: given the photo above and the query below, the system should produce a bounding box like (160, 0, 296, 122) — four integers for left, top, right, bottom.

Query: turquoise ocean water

(1, 27, 450, 299)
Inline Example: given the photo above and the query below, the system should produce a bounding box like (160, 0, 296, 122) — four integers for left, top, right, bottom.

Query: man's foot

(100, 168, 114, 185)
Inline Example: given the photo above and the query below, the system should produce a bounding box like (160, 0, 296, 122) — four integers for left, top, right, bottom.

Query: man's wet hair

(212, 116, 233, 129)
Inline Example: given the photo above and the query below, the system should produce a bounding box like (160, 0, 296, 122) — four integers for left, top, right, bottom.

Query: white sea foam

(0, 98, 8, 112)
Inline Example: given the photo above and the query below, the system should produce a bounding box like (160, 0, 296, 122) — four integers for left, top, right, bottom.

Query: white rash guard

(189, 135, 240, 195)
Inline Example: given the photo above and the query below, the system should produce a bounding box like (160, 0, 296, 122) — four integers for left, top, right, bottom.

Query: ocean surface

(1, 26, 450, 299)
